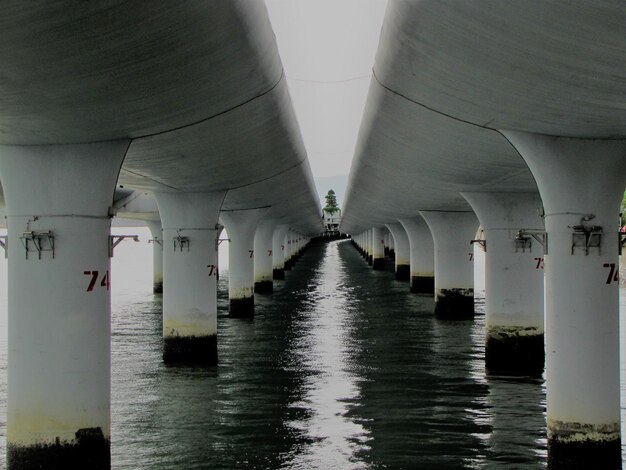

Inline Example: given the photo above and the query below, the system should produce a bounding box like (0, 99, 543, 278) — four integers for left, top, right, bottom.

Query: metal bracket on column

(148, 238, 162, 247)
(571, 215, 602, 255)
(215, 238, 230, 253)
(20, 231, 54, 260)
(173, 231, 190, 252)
(0, 235, 7, 259)
(470, 239, 486, 252)
(515, 229, 547, 254)
(109, 234, 139, 257)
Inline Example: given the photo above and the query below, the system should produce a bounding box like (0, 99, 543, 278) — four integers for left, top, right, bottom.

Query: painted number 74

(84, 270, 110, 292)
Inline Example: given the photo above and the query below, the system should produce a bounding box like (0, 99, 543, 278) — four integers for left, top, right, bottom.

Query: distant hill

(314, 174, 349, 210)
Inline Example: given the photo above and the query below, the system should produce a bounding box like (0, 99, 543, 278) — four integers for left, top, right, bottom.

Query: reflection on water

(281, 242, 369, 469)
(2, 236, 626, 467)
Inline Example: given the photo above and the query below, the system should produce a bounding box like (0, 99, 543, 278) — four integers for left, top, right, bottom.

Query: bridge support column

(386, 223, 410, 280)
(371, 226, 385, 270)
(462, 192, 545, 376)
(0, 141, 129, 468)
(388, 229, 395, 259)
(155, 191, 224, 365)
(384, 231, 390, 256)
(272, 225, 289, 280)
(254, 221, 275, 294)
(504, 131, 626, 469)
(221, 209, 267, 318)
(146, 219, 164, 294)
(420, 211, 478, 319)
(399, 217, 435, 294)
(366, 229, 373, 265)
(284, 230, 294, 271)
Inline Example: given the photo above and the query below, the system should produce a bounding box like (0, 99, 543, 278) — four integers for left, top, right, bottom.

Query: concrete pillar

(283, 230, 293, 270)
(155, 191, 224, 365)
(272, 225, 288, 280)
(215, 223, 224, 281)
(292, 232, 301, 263)
(254, 221, 275, 294)
(371, 226, 385, 270)
(462, 192, 545, 376)
(384, 231, 390, 256)
(0, 140, 129, 467)
(399, 217, 435, 294)
(388, 228, 395, 259)
(386, 223, 410, 281)
(420, 211, 479, 320)
(503, 131, 626, 468)
(220, 208, 267, 318)
(146, 219, 164, 294)
(366, 229, 373, 265)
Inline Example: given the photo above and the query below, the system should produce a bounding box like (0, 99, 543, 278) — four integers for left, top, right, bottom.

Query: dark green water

(107, 239, 547, 468)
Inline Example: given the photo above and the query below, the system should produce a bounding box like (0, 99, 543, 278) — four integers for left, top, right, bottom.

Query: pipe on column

(462, 192, 545, 376)
(420, 211, 479, 319)
(503, 131, 626, 469)
(146, 219, 164, 294)
(220, 208, 268, 318)
(254, 221, 275, 294)
(155, 191, 224, 365)
(399, 217, 435, 294)
(272, 225, 289, 280)
(0, 140, 129, 467)
(386, 223, 410, 281)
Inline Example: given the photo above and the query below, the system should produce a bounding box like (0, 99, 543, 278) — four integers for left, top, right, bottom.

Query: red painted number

(84, 270, 109, 292)
(207, 264, 217, 276)
(468, 252, 473, 261)
(534, 257, 544, 269)
(603, 263, 620, 285)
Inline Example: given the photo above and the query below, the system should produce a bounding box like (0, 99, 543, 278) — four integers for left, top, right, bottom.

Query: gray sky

(265, 0, 388, 178)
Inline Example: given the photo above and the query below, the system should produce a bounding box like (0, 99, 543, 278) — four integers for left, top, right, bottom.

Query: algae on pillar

(504, 131, 626, 469)
(0, 140, 129, 468)
(155, 191, 224, 366)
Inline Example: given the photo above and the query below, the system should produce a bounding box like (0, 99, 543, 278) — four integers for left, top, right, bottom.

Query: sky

(265, 0, 388, 181)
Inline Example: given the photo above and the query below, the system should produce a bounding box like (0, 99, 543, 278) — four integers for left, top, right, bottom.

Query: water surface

(1, 235, 625, 468)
